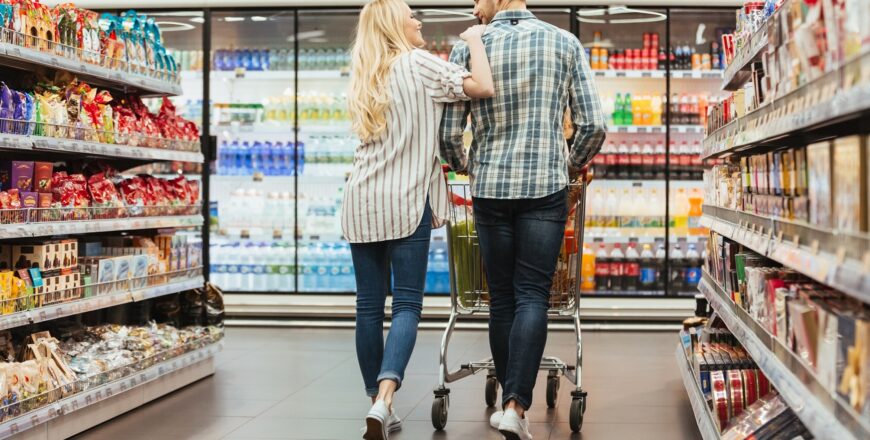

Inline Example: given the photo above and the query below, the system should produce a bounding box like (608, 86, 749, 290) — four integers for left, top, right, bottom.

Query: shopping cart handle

(451, 192, 473, 206)
(583, 165, 593, 184)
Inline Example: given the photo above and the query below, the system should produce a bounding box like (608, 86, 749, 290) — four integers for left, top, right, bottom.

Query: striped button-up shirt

(342, 49, 470, 243)
(440, 10, 607, 200)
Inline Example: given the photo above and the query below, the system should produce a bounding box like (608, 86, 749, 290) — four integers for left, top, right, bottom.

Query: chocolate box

(10, 161, 33, 192)
(33, 162, 52, 193)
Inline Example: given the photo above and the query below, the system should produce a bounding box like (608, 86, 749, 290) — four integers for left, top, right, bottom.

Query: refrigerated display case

(125, 4, 735, 301)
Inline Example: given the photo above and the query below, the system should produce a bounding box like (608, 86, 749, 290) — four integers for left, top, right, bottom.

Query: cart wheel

(431, 396, 449, 430)
(546, 377, 560, 408)
(569, 397, 586, 432)
(485, 377, 499, 407)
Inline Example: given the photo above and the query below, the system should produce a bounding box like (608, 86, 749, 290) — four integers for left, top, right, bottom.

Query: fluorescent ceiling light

(286, 30, 327, 42)
(251, 16, 268, 22)
(223, 17, 245, 22)
(155, 21, 195, 32)
(577, 6, 666, 24)
(308, 37, 329, 43)
(417, 9, 475, 23)
(190, 17, 205, 24)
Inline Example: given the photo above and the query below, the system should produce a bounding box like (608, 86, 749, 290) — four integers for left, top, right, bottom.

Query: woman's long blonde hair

(348, 0, 416, 142)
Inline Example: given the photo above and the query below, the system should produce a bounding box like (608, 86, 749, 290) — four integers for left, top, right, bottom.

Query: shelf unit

(720, 22, 769, 91)
(0, 25, 210, 440)
(593, 70, 724, 79)
(703, 50, 870, 159)
(0, 42, 181, 97)
(675, 343, 720, 440)
(700, 204, 870, 303)
(698, 273, 869, 440)
(608, 125, 706, 134)
(0, 340, 222, 440)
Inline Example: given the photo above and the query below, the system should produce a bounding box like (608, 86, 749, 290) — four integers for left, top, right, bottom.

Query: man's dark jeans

(472, 188, 568, 410)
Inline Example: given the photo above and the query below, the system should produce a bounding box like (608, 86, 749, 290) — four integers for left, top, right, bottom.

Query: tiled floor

(73, 328, 701, 440)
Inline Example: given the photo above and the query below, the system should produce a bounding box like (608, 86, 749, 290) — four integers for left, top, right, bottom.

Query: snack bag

(119, 175, 145, 215)
(0, 83, 13, 134)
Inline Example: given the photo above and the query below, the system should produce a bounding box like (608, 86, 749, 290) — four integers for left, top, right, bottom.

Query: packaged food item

(832, 136, 868, 233)
(33, 162, 52, 193)
(10, 161, 33, 192)
(807, 141, 833, 228)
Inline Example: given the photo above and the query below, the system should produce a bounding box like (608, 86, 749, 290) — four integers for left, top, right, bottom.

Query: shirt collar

(490, 9, 536, 23)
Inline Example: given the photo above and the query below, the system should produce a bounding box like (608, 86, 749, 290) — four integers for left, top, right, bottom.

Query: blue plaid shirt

(440, 10, 607, 199)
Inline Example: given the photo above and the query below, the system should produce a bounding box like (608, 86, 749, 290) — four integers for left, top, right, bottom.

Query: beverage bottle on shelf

(634, 189, 651, 227)
(616, 141, 630, 179)
(251, 140, 263, 173)
(670, 244, 686, 292)
(624, 93, 633, 125)
(684, 44, 693, 70)
(651, 94, 663, 126)
(688, 190, 704, 236)
(218, 141, 229, 175)
(657, 47, 666, 70)
(231, 139, 243, 176)
(629, 142, 642, 179)
(618, 188, 633, 228)
(639, 244, 657, 290)
(581, 244, 596, 292)
(624, 243, 640, 291)
(655, 244, 666, 291)
(631, 95, 642, 125)
(613, 93, 623, 125)
(689, 95, 700, 126)
(588, 189, 605, 227)
(296, 140, 306, 176)
(685, 244, 702, 291)
(595, 244, 610, 292)
(641, 141, 654, 179)
(679, 94, 691, 125)
(672, 188, 689, 231)
(691, 141, 705, 174)
(600, 49, 609, 70)
(609, 244, 625, 291)
(650, 189, 666, 227)
(241, 141, 253, 175)
(604, 189, 619, 227)
(654, 141, 666, 179)
(603, 142, 618, 178)
(591, 47, 601, 70)
(674, 45, 683, 70)
(679, 141, 693, 179)
(602, 96, 616, 126)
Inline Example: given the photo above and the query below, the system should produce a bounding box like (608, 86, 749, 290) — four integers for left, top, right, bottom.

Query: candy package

(0, 83, 13, 133)
(87, 173, 124, 218)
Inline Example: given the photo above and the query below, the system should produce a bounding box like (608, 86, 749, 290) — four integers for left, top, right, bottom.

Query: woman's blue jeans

(351, 203, 432, 396)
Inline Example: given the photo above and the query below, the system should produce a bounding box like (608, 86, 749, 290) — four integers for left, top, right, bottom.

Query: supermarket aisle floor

(73, 328, 701, 440)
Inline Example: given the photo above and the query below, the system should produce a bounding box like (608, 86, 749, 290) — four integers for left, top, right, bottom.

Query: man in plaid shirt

(439, 1, 606, 438)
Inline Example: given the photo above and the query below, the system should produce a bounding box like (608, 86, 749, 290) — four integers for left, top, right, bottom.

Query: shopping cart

(431, 169, 592, 433)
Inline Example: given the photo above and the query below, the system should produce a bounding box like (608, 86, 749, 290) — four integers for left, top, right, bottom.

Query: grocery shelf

(0, 212, 203, 240)
(609, 125, 705, 135)
(675, 343, 720, 440)
(721, 21, 769, 91)
(701, 204, 870, 303)
(0, 133, 202, 163)
(0, 40, 181, 97)
(698, 273, 869, 440)
(0, 272, 204, 332)
(593, 70, 723, 80)
(189, 70, 348, 81)
(703, 50, 870, 159)
(0, 340, 222, 439)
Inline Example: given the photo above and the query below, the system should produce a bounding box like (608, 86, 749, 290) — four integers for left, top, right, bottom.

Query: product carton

(19, 191, 37, 208)
(12, 243, 50, 272)
(131, 254, 149, 289)
(9, 161, 33, 192)
(832, 136, 868, 233)
(97, 258, 116, 295)
(33, 162, 52, 193)
(807, 142, 834, 228)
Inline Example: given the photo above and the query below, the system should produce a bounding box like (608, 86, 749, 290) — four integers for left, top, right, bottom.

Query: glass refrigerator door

(296, 10, 357, 293)
(579, 7, 668, 297)
(207, 11, 297, 293)
(667, 9, 733, 297)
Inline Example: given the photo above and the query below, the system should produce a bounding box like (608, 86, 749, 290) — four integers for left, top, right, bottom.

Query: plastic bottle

(685, 244, 702, 292)
(670, 244, 685, 292)
(589, 189, 605, 227)
(624, 93, 633, 125)
(655, 244, 666, 291)
(629, 142, 642, 180)
(641, 141, 654, 179)
(688, 190, 704, 236)
(651, 94, 663, 126)
(624, 243, 640, 291)
(617, 141, 630, 179)
(654, 141, 666, 179)
(433, 248, 449, 293)
(609, 244, 625, 291)
(251, 140, 263, 173)
(613, 93, 623, 125)
(631, 94, 642, 125)
(673, 188, 689, 232)
(618, 189, 633, 229)
(595, 244, 610, 292)
(581, 244, 596, 292)
(639, 244, 657, 290)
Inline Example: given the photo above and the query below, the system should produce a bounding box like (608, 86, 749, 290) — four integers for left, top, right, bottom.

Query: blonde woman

(342, 0, 494, 438)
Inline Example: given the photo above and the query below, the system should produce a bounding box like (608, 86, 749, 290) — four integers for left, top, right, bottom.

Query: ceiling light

(251, 16, 268, 22)
(286, 30, 327, 42)
(417, 9, 476, 23)
(189, 17, 205, 24)
(577, 7, 666, 24)
(155, 21, 195, 32)
(223, 17, 245, 22)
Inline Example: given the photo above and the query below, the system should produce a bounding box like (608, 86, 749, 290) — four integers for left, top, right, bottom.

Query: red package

(87, 173, 122, 205)
(0, 191, 10, 209)
(144, 176, 167, 206)
(6, 189, 20, 209)
(186, 179, 200, 205)
(119, 176, 146, 207)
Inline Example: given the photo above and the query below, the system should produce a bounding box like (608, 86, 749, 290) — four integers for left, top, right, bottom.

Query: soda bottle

(657, 47, 666, 70)
(631, 95, 642, 125)
(591, 47, 601, 70)
(688, 190, 704, 236)
(616, 141, 630, 179)
(581, 244, 596, 292)
(613, 93, 623, 125)
(654, 141, 666, 179)
(609, 244, 625, 291)
(624, 243, 640, 291)
(641, 141, 655, 179)
(624, 93, 633, 125)
(589, 189, 605, 227)
(639, 244, 657, 290)
(595, 244, 610, 291)
(618, 188, 633, 228)
(655, 244, 666, 291)
(685, 244, 702, 292)
(604, 189, 619, 227)
(673, 188, 689, 232)
(600, 49, 609, 70)
(670, 244, 685, 292)
(629, 141, 642, 179)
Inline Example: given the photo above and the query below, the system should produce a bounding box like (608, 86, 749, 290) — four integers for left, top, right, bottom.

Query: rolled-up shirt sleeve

(567, 41, 607, 168)
(438, 44, 471, 172)
(413, 49, 471, 103)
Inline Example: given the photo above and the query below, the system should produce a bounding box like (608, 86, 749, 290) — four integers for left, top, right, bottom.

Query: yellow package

(0, 272, 12, 316)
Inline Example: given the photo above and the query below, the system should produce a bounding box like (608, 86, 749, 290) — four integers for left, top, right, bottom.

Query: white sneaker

(490, 411, 504, 429)
(498, 408, 532, 440)
(363, 400, 399, 440)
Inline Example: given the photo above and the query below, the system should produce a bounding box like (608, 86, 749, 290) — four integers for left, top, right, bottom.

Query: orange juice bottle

(632, 95, 643, 125)
(688, 190, 704, 235)
(581, 244, 596, 292)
